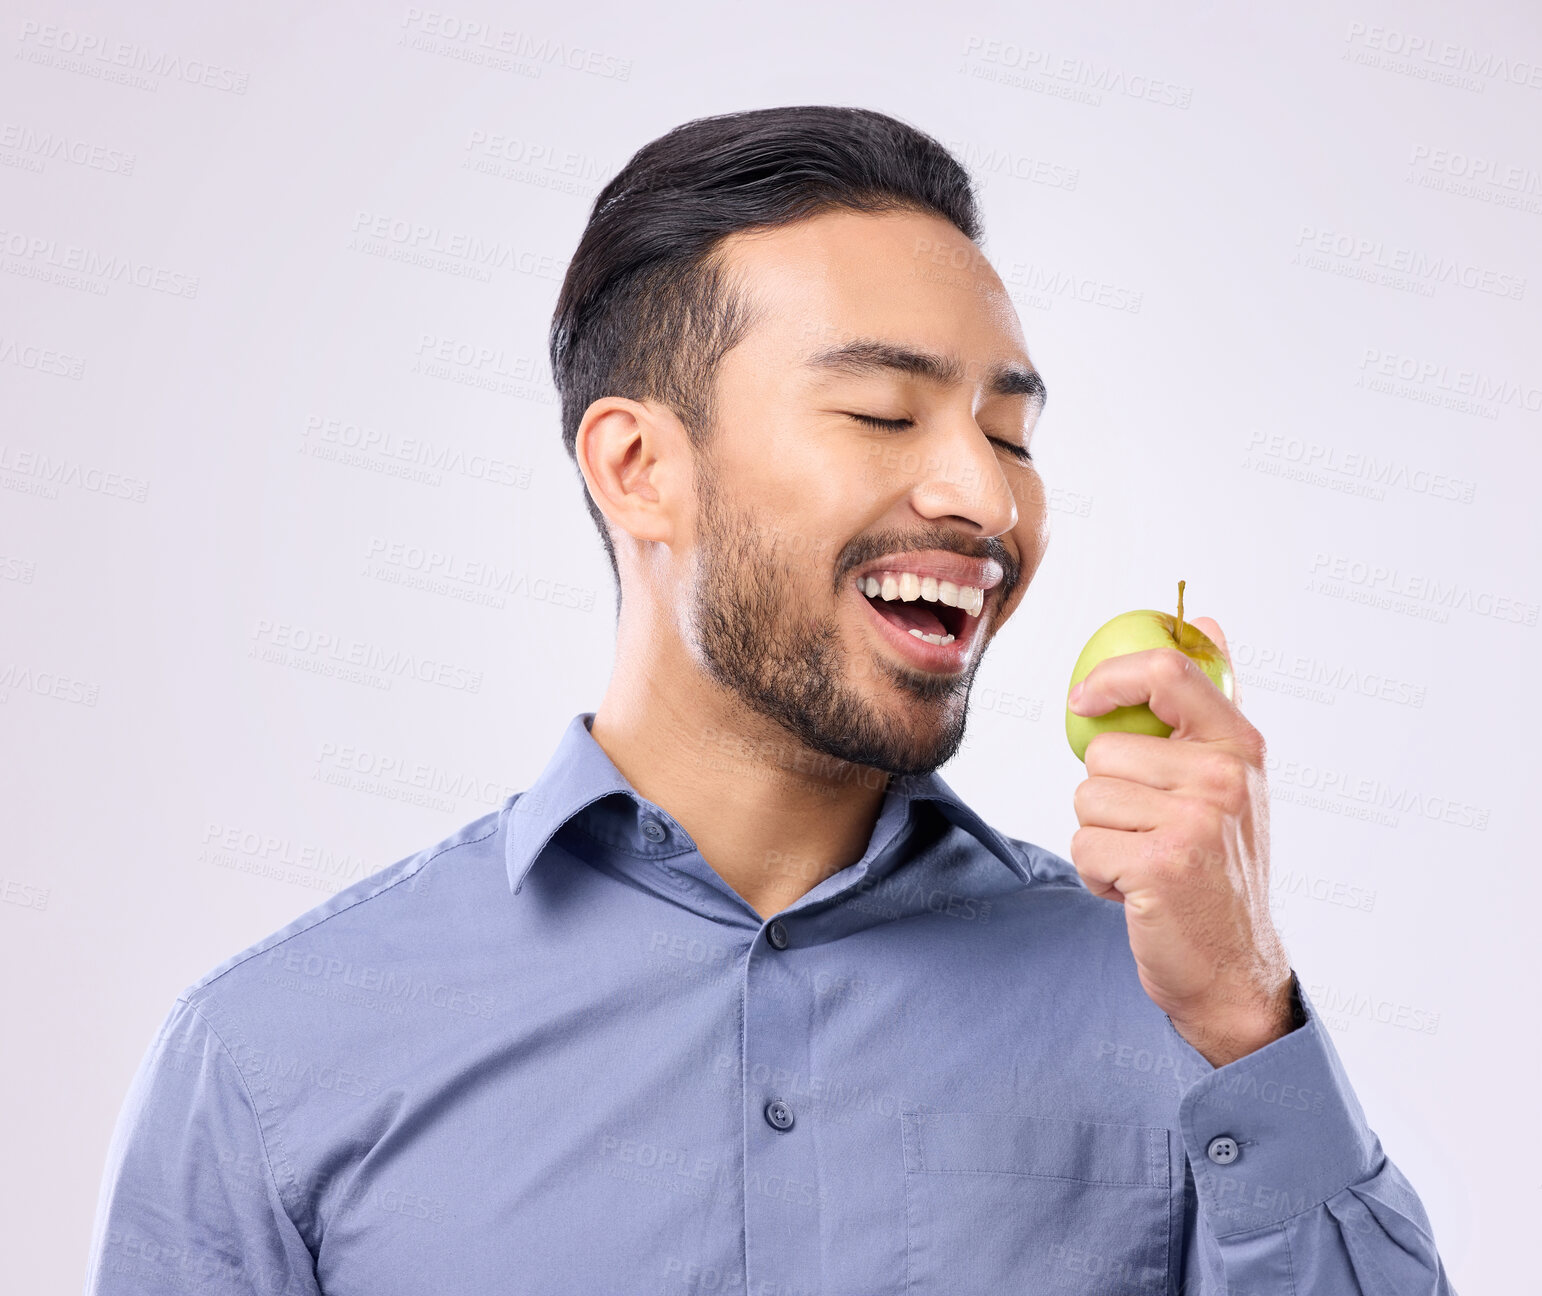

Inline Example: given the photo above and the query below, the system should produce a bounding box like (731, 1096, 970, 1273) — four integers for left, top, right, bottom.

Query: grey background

(4, 1, 1537, 1291)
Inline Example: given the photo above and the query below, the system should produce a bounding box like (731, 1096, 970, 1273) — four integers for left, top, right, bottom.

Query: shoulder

(1003, 834, 1084, 891)
(988, 831, 1132, 939)
(178, 800, 515, 1017)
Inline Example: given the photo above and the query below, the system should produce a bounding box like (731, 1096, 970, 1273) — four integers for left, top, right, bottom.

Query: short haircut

(548, 106, 984, 604)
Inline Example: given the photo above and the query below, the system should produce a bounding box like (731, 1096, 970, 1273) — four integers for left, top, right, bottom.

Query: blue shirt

(87, 711, 1456, 1295)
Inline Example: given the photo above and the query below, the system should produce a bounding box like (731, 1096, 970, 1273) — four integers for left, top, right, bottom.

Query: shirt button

(1206, 1135, 1240, 1165)
(766, 920, 789, 950)
(764, 1099, 795, 1132)
(640, 817, 667, 843)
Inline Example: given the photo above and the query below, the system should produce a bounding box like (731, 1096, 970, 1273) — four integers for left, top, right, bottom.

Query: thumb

(1187, 615, 1238, 708)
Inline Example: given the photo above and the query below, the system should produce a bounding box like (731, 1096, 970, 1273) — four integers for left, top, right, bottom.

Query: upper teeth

(859, 570, 986, 618)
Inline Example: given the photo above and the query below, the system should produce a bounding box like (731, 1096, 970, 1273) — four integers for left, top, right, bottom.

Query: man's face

(677, 207, 1050, 777)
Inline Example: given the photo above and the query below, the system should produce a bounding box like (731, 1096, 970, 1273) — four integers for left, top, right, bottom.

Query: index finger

(1068, 646, 1242, 745)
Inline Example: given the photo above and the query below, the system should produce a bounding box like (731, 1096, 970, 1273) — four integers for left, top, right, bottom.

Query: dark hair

(548, 105, 983, 605)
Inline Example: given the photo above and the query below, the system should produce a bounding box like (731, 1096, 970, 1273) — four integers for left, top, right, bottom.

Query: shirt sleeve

(1172, 970, 1458, 1294)
(84, 994, 323, 1296)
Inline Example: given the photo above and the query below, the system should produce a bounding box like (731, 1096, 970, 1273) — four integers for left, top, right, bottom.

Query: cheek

(1012, 473, 1050, 553)
(732, 433, 865, 568)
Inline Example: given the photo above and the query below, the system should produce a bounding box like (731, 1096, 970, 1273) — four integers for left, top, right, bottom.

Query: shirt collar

(504, 712, 1036, 896)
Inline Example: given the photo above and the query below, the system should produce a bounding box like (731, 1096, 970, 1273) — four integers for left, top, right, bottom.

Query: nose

(905, 415, 1021, 539)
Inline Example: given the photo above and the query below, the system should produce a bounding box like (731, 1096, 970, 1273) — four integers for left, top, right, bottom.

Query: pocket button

(1206, 1135, 1239, 1165)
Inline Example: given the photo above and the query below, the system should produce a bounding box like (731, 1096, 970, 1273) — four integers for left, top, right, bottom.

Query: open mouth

(849, 570, 992, 675)
(861, 589, 970, 642)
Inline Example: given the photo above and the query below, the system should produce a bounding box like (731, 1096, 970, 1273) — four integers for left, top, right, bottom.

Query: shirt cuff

(1169, 969, 1382, 1237)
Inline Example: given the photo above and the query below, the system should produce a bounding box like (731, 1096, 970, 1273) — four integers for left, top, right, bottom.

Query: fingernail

(1069, 682, 1084, 708)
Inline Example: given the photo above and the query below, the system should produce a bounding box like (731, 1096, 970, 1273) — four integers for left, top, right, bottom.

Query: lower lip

(852, 582, 982, 674)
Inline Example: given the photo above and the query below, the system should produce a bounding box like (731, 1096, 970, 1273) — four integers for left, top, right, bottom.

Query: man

(86, 106, 1456, 1294)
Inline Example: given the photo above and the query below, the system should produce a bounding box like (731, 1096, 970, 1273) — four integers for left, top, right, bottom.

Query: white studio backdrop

(4, 1, 1538, 1291)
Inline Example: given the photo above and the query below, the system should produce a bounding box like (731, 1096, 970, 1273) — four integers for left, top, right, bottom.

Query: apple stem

(1175, 579, 1186, 646)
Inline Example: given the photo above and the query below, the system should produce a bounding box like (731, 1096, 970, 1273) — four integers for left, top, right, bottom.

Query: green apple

(1065, 580, 1233, 762)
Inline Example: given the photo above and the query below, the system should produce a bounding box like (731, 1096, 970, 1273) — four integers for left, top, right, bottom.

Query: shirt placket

(741, 915, 823, 1294)
(737, 790, 919, 1296)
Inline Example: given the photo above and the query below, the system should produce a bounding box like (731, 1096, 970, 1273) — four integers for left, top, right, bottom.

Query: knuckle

(1086, 730, 1130, 769)
(1182, 798, 1222, 841)
(1204, 802, 1227, 840)
(1207, 758, 1249, 812)
(1144, 829, 1185, 868)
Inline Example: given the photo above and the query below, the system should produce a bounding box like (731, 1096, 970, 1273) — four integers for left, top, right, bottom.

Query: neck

(589, 618, 890, 920)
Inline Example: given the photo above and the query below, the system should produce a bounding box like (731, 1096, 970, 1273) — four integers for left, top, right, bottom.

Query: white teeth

(858, 569, 987, 618)
(908, 628, 956, 645)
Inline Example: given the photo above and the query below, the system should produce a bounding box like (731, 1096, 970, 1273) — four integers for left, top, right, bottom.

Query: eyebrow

(803, 338, 1046, 406)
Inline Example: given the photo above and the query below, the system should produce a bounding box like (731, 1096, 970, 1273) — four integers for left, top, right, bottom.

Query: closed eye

(846, 413, 1033, 464)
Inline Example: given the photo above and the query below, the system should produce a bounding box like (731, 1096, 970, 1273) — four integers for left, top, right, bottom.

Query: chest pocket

(901, 1108, 1171, 1295)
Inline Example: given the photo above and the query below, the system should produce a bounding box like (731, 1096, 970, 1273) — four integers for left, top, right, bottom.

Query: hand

(1067, 616, 1296, 1068)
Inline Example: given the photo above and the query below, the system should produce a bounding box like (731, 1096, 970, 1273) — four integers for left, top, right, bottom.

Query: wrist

(1168, 972, 1302, 1067)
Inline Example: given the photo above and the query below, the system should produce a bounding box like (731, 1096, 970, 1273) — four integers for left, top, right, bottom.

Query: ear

(573, 397, 688, 551)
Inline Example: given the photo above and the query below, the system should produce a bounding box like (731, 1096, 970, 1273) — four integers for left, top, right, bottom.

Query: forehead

(715, 208, 1032, 383)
